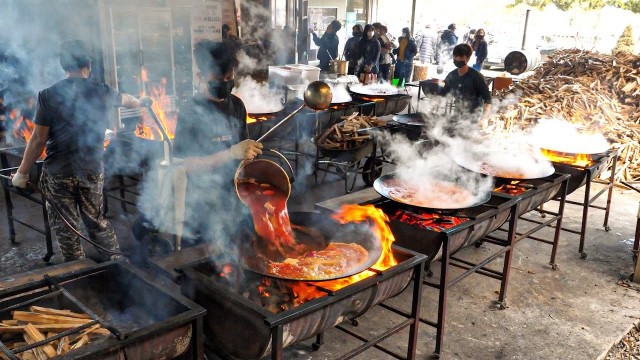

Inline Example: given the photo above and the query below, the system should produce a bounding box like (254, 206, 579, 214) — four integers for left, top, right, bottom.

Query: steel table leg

(434, 239, 449, 357)
(550, 179, 569, 269)
(579, 171, 593, 259)
(602, 153, 617, 232)
(407, 261, 425, 360)
(498, 206, 518, 310)
(271, 325, 283, 360)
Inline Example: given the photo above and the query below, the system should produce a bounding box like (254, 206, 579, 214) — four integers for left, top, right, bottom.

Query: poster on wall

(308, 7, 338, 60)
(191, 0, 237, 93)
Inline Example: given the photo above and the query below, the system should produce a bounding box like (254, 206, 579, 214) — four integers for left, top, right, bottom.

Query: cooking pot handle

(264, 148, 296, 184)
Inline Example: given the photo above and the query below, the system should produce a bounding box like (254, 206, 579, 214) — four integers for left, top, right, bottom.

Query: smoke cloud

(233, 76, 284, 114)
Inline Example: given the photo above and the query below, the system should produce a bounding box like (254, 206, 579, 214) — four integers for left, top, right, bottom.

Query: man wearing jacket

(311, 20, 342, 72)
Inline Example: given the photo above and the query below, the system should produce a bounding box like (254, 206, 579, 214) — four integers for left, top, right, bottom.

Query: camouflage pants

(40, 172, 121, 262)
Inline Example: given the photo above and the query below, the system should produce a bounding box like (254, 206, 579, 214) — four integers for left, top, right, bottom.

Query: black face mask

(353, 31, 361, 37)
(475, 34, 484, 40)
(207, 79, 234, 99)
(453, 60, 466, 68)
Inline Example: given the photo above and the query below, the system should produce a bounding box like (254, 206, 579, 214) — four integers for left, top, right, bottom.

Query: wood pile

(0, 306, 110, 359)
(316, 113, 385, 150)
(493, 49, 640, 182)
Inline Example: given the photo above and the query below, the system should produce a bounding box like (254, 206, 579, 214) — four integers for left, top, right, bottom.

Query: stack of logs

(316, 113, 386, 150)
(0, 306, 110, 359)
(493, 49, 640, 182)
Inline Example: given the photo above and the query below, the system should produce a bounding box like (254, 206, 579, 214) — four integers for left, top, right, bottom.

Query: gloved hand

(11, 171, 29, 188)
(229, 140, 263, 160)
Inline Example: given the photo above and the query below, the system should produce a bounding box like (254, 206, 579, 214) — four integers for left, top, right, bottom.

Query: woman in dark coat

(356, 24, 381, 81)
(393, 27, 418, 84)
(471, 28, 488, 70)
(344, 24, 363, 75)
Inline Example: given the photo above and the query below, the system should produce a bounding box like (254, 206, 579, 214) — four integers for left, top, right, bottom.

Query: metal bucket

(234, 149, 294, 204)
(329, 60, 349, 76)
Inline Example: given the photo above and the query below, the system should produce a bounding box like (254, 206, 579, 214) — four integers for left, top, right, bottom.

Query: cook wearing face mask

(172, 39, 262, 250)
(439, 43, 492, 129)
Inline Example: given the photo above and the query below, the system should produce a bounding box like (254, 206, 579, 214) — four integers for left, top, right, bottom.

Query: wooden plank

(0, 324, 90, 334)
(11, 312, 92, 325)
(24, 323, 57, 358)
(29, 306, 91, 320)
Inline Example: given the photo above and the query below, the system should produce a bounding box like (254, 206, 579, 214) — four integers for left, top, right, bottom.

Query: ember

(494, 181, 531, 196)
(246, 114, 271, 124)
(389, 208, 469, 231)
(541, 148, 593, 167)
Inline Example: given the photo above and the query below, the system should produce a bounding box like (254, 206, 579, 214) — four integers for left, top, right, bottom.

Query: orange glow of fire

(246, 115, 270, 124)
(494, 180, 528, 196)
(219, 264, 233, 278)
(289, 204, 398, 294)
(136, 67, 176, 141)
(359, 96, 384, 103)
(541, 149, 592, 167)
(12, 115, 46, 159)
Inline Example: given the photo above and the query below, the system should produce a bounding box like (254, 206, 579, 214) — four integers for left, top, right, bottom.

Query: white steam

(529, 118, 610, 154)
(376, 131, 494, 208)
(233, 76, 284, 114)
(349, 82, 399, 96)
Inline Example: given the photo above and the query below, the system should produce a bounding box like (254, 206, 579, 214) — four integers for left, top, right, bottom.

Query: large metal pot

(329, 60, 348, 76)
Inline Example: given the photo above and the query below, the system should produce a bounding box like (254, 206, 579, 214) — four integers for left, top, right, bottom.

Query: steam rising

(529, 118, 610, 154)
(233, 76, 284, 114)
(376, 131, 494, 206)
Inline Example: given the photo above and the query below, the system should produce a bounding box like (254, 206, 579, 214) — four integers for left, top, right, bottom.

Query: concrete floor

(1, 89, 639, 359)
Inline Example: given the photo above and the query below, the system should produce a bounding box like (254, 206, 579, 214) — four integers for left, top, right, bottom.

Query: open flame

(11, 113, 46, 159)
(136, 67, 176, 141)
(246, 114, 271, 124)
(302, 204, 398, 292)
(541, 149, 593, 167)
(358, 96, 385, 103)
(494, 180, 530, 196)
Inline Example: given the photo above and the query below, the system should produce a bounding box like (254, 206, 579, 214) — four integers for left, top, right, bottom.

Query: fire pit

(0, 260, 205, 360)
(541, 148, 618, 258)
(149, 210, 427, 360)
(316, 189, 520, 357)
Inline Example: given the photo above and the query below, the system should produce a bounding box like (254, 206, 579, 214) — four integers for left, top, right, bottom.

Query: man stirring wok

(10, 40, 143, 262)
(439, 44, 492, 129)
(172, 39, 262, 249)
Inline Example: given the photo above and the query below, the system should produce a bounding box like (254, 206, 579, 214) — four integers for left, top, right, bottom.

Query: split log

(11, 312, 92, 325)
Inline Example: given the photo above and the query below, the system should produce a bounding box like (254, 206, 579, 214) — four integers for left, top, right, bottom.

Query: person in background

(464, 29, 477, 46)
(437, 23, 458, 65)
(344, 24, 363, 75)
(378, 25, 398, 81)
(173, 39, 262, 248)
(393, 27, 418, 84)
(417, 23, 437, 64)
(311, 20, 342, 72)
(11, 40, 142, 262)
(471, 28, 488, 71)
(440, 44, 492, 128)
(441, 23, 458, 47)
(356, 24, 381, 83)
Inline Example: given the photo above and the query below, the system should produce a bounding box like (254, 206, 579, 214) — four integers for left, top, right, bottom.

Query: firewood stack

(493, 49, 640, 182)
(0, 306, 110, 359)
(316, 113, 386, 150)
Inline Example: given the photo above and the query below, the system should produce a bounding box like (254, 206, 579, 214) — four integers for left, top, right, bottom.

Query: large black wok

(373, 173, 491, 210)
(241, 211, 383, 281)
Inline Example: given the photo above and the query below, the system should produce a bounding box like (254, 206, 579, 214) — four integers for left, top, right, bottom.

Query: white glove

(229, 140, 263, 160)
(11, 172, 29, 188)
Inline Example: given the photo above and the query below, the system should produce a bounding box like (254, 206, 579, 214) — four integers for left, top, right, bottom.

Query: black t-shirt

(442, 67, 491, 113)
(173, 94, 248, 222)
(34, 78, 122, 176)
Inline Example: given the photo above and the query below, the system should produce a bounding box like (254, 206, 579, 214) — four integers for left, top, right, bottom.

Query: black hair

(59, 40, 92, 71)
(359, 24, 375, 55)
(193, 39, 239, 77)
(402, 27, 411, 37)
(453, 43, 473, 58)
(330, 20, 342, 32)
(448, 23, 456, 30)
(352, 24, 363, 33)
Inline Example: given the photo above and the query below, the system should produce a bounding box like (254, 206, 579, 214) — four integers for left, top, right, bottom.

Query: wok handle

(257, 104, 305, 143)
